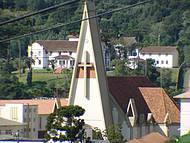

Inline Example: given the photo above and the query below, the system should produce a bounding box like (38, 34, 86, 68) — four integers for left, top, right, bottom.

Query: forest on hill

(0, 0, 190, 98)
(0, 0, 190, 64)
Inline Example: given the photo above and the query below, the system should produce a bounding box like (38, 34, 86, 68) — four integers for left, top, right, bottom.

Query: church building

(68, 0, 180, 141)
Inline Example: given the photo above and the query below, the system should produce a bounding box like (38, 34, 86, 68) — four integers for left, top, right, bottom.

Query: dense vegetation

(0, 0, 190, 98)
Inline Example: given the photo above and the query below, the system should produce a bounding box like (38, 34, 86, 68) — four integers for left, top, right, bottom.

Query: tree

(103, 125, 124, 143)
(46, 105, 85, 143)
(24, 57, 35, 86)
(111, 59, 130, 76)
(145, 59, 160, 84)
(92, 127, 103, 140)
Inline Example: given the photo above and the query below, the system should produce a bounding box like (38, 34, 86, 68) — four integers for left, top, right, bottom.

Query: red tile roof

(55, 55, 74, 60)
(36, 40, 78, 52)
(128, 132, 169, 143)
(107, 76, 154, 117)
(0, 98, 68, 115)
(139, 87, 179, 123)
(141, 46, 177, 53)
(107, 76, 179, 124)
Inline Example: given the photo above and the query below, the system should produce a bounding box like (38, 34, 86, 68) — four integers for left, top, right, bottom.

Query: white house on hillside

(28, 37, 110, 70)
(128, 46, 178, 68)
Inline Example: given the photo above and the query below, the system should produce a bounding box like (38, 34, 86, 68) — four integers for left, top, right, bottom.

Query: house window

(59, 51, 61, 55)
(39, 117, 42, 129)
(161, 60, 164, 64)
(10, 107, 18, 120)
(63, 60, 65, 65)
(166, 60, 168, 64)
(70, 60, 73, 66)
(50, 51, 52, 56)
(149, 53, 152, 56)
(45, 50, 48, 54)
(156, 61, 159, 64)
(59, 61, 62, 65)
(38, 60, 41, 65)
(33, 108, 36, 113)
(38, 51, 41, 56)
(69, 51, 72, 55)
(33, 118, 36, 122)
(33, 128, 35, 132)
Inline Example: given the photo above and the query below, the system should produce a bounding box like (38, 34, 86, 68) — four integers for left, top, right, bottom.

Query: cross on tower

(78, 51, 94, 97)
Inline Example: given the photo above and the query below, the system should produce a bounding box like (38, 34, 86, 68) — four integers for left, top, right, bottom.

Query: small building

(174, 92, 190, 136)
(0, 103, 38, 139)
(0, 117, 26, 139)
(0, 98, 68, 139)
(128, 46, 179, 69)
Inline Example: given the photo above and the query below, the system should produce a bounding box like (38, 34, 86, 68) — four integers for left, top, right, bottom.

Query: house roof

(107, 76, 154, 117)
(107, 76, 179, 124)
(0, 98, 68, 115)
(141, 46, 177, 53)
(55, 55, 74, 60)
(0, 117, 25, 126)
(36, 40, 78, 52)
(128, 132, 169, 143)
(139, 87, 179, 124)
(174, 91, 190, 99)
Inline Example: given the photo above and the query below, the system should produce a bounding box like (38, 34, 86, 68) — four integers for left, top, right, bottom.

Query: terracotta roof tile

(36, 40, 78, 52)
(128, 132, 169, 143)
(0, 98, 68, 115)
(108, 76, 179, 124)
(139, 87, 179, 123)
(141, 46, 177, 53)
(107, 76, 154, 116)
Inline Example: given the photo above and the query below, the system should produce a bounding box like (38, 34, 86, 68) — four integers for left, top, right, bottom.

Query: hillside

(0, 0, 190, 65)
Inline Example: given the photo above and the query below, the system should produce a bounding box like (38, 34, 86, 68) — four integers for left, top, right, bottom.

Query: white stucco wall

(0, 104, 24, 123)
(180, 99, 190, 135)
(139, 53, 174, 68)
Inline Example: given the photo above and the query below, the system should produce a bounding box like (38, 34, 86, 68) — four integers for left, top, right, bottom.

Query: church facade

(68, 0, 180, 141)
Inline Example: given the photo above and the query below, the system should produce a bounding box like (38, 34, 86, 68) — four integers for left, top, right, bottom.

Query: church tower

(68, 0, 113, 131)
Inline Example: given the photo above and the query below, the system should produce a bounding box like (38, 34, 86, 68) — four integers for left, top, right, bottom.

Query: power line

(0, 0, 79, 26)
(0, 0, 152, 43)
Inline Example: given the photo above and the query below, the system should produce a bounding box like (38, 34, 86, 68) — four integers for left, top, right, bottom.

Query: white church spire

(68, 0, 113, 131)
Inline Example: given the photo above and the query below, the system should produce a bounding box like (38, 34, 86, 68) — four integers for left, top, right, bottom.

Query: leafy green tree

(103, 125, 124, 143)
(92, 127, 103, 140)
(24, 57, 34, 86)
(145, 59, 160, 84)
(111, 59, 130, 76)
(47, 69, 72, 97)
(46, 105, 85, 143)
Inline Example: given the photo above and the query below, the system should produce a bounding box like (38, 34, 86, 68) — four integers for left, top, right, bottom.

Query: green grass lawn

(18, 72, 66, 83)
